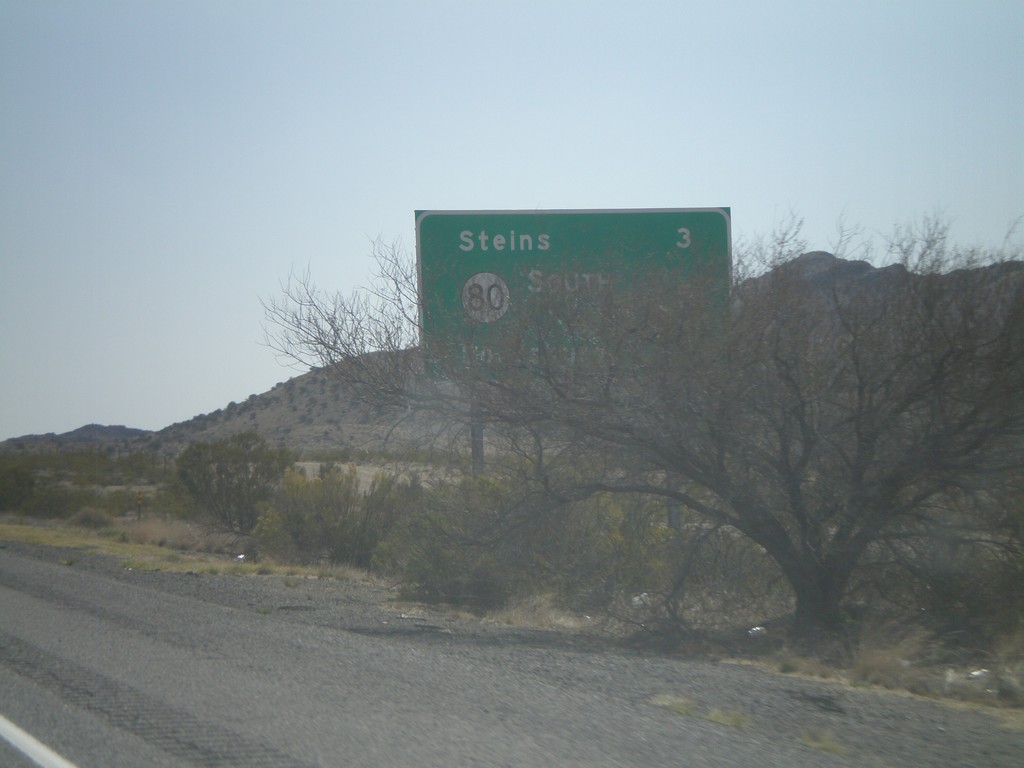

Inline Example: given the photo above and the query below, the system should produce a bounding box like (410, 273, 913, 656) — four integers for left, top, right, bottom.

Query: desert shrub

(111, 450, 172, 485)
(557, 492, 678, 610)
(377, 472, 676, 613)
(653, 525, 790, 633)
(251, 505, 298, 561)
(18, 485, 100, 519)
(254, 466, 360, 564)
(377, 465, 794, 626)
(399, 536, 512, 611)
(376, 474, 527, 610)
(0, 450, 178, 519)
(254, 466, 420, 568)
(176, 432, 292, 535)
(389, 529, 514, 611)
(850, 622, 940, 689)
(372, 458, 785, 624)
(924, 552, 1024, 646)
(146, 482, 198, 520)
(0, 463, 35, 510)
(121, 517, 203, 550)
(93, 489, 136, 518)
(70, 507, 116, 529)
(8, 450, 164, 488)
(853, 535, 1024, 653)
(357, 470, 422, 565)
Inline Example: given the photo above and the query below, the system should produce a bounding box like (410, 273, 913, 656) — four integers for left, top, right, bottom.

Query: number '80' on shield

(461, 272, 510, 323)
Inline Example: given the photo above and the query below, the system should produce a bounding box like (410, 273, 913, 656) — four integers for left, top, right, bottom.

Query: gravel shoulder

(4, 539, 1024, 767)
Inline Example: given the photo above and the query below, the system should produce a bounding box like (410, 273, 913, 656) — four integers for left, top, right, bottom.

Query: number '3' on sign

(462, 272, 510, 323)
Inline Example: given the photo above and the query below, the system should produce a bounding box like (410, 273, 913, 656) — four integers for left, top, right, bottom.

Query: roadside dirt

(4, 538, 1024, 767)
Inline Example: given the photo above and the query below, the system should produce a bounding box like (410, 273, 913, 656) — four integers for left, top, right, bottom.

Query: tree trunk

(742, 521, 856, 638)
(789, 564, 853, 638)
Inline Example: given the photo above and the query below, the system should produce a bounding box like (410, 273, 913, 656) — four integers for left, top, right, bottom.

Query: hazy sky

(1, 0, 1021, 440)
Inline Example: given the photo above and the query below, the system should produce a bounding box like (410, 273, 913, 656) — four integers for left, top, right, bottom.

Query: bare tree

(265, 221, 1024, 635)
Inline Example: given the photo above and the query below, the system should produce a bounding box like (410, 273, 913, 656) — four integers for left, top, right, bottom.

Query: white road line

(0, 715, 79, 768)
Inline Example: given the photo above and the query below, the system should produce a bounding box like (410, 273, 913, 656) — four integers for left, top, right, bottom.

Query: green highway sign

(415, 208, 731, 361)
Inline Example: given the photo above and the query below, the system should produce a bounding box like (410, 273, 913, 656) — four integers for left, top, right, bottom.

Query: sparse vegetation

(650, 693, 698, 717)
(850, 624, 939, 690)
(0, 463, 35, 509)
(800, 728, 848, 755)
(705, 708, 750, 729)
(2, 454, 1023, 710)
(176, 432, 292, 535)
(69, 507, 116, 529)
(651, 694, 749, 728)
(775, 655, 835, 679)
(253, 464, 420, 569)
(488, 594, 591, 631)
(265, 220, 1024, 652)
(2, 220, 1023, 712)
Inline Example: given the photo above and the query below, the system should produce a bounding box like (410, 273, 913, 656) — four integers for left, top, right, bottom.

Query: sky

(1, 0, 1021, 441)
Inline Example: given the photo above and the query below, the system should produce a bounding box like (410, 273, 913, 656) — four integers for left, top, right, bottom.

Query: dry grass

(309, 562, 376, 583)
(800, 727, 848, 755)
(852, 623, 934, 677)
(775, 654, 837, 679)
(651, 694, 750, 729)
(705, 708, 750, 729)
(741, 621, 949, 697)
(763, 622, 1024, 709)
(1, 521, 122, 550)
(0, 519, 373, 581)
(852, 649, 921, 689)
(487, 594, 592, 631)
(995, 707, 1024, 730)
(69, 507, 116, 529)
(120, 518, 212, 550)
(848, 623, 950, 697)
(650, 693, 698, 716)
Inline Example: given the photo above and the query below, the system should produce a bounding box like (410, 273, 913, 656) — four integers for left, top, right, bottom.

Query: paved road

(1, 543, 1022, 767)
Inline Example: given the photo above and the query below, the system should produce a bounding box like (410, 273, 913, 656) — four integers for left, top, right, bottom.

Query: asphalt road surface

(2, 541, 1022, 767)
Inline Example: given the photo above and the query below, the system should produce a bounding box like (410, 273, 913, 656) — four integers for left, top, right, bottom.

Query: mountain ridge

(4, 253, 1020, 456)
(0, 365, 392, 457)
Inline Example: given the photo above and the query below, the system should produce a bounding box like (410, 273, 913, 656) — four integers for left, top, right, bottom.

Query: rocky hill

(0, 424, 150, 455)
(0, 366, 404, 458)
(145, 366, 405, 456)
